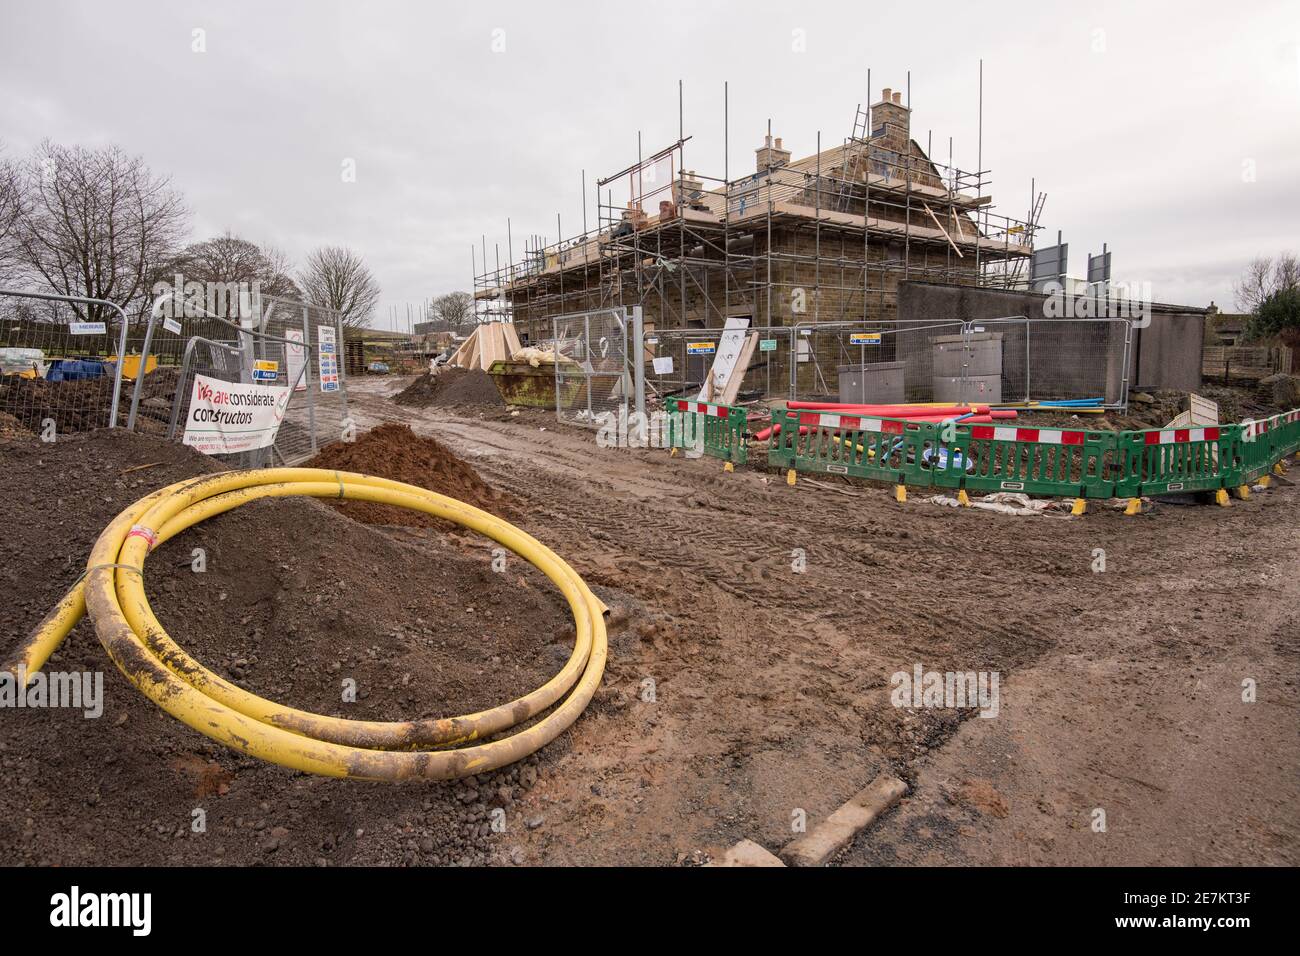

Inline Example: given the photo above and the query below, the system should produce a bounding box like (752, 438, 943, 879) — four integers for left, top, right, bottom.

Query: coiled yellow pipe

(7, 468, 608, 782)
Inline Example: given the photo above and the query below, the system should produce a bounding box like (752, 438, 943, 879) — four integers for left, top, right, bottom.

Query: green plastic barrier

(767, 404, 1300, 504)
(927, 423, 1118, 499)
(1284, 409, 1300, 458)
(668, 399, 748, 465)
(767, 408, 929, 487)
(1236, 416, 1281, 486)
(1114, 425, 1237, 497)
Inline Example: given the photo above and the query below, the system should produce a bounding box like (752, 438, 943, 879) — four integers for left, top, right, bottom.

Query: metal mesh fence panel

(258, 297, 351, 463)
(645, 326, 795, 406)
(0, 295, 128, 436)
(164, 332, 313, 469)
(553, 308, 629, 429)
(799, 322, 966, 404)
(1021, 317, 1130, 406)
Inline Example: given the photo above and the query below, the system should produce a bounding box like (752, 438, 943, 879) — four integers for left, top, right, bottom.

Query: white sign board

(696, 316, 751, 401)
(182, 373, 290, 455)
(69, 322, 107, 336)
(285, 329, 307, 391)
(317, 325, 340, 392)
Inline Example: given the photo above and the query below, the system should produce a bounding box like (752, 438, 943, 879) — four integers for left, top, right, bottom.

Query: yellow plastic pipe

(5, 468, 608, 782)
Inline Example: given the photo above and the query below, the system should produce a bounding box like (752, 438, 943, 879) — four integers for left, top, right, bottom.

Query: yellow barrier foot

(669, 447, 678, 458)
(957, 489, 971, 507)
(786, 469, 797, 486)
(894, 485, 907, 503)
(1215, 488, 1231, 507)
(1276, 462, 1288, 476)
(724, 461, 734, 473)
(1259, 475, 1272, 489)
(1123, 498, 1142, 516)
(1234, 484, 1251, 500)
(1071, 497, 1087, 516)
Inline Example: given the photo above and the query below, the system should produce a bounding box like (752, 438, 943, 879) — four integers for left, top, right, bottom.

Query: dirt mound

(0, 373, 118, 432)
(0, 428, 575, 866)
(0, 410, 30, 439)
(305, 422, 512, 528)
(394, 367, 504, 408)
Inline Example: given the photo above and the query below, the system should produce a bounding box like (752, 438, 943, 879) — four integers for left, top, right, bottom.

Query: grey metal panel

(1030, 242, 1068, 282)
(1087, 251, 1111, 285)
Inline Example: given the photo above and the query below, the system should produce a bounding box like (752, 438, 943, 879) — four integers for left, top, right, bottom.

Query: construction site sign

(849, 332, 882, 345)
(760, 338, 778, 352)
(318, 324, 340, 392)
(687, 342, 716, 355)
(181, 373, 291, 455)
(252, 359, 279, 382)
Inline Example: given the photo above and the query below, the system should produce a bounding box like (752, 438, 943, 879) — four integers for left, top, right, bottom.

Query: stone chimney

(871, 87, 910, 143)
(676, 168, 704, 197)
(756, 134, 791, 171)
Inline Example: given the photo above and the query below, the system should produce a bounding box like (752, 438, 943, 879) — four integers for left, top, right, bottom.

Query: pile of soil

(305, 422, 512, 528)
(0, 373, 118, 432)
(395, 367, 504, 408)
(0, 429, 577, 866)
(0, 410, 29, 439)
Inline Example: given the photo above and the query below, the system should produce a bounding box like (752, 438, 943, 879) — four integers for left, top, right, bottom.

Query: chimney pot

(892, 91, 902, 105)
(881, 87, 892, 102)
(775, 137, 782, 148)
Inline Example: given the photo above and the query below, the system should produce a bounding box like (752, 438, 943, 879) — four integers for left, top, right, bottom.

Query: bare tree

(164, 231, 300, 317)
(0, 146, 21, 283)
(1234, 253, 1300, 313)
(433, 291, 474, 330)
(298, 245, 380, 330)
(12, 141, 189, 325)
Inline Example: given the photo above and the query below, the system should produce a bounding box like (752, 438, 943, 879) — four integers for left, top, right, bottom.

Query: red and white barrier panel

(674, 400, 728, 417)
(1143, 427, 1221, 445)
(970, 426, 1087, 445)
(796, 412, 907, 434)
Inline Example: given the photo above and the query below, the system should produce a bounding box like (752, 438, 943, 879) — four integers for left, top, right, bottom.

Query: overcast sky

(2, 0, 1297, 329)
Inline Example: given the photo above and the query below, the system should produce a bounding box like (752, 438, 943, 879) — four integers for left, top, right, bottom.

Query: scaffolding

(472, 73, 1044, 355)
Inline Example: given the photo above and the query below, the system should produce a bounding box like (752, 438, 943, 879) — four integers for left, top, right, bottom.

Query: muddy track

(346, 379, 1300, 864)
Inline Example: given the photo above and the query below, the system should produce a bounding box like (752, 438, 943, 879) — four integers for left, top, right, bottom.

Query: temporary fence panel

(257, 296, 351, 464)
(796, 321, 966, 405)
(0, 290, 131, 436)
(165, 334, 309, 468)
(669, 398, 748, 465)
(553, 308, 630, 430)
(127, 293, 348, 464)
(928, 423, 1119, 499)
(646, 326, 793, 405)
(1234, 417, 1280, 486)
(1021, 318, 1130, 407)
(887, 317, 1130, 409)
(1280, 410, 1300, 457)
(1114, 425, 1234, 497)
(768, 408, 928, 487)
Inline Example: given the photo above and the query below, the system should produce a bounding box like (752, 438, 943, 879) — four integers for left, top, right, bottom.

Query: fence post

(303, 305, 318, 455)
(631, 306, 645, 423)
